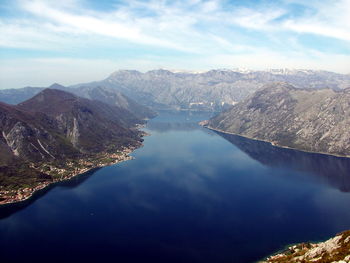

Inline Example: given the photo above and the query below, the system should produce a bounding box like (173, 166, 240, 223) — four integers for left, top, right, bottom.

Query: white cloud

(281, 0, 350, 42)
(18, 0, 199, 52)
(5, 0, 350, 52)
(228, 7, 287, 30)
(0, 0, 350, 89)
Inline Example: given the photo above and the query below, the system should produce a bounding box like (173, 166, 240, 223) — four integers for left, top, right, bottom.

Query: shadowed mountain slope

(0, 84, 156, 120)
(0, 89, 146, 199)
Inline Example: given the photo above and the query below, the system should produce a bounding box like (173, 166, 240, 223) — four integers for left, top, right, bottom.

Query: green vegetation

(0, 164, 52, 191)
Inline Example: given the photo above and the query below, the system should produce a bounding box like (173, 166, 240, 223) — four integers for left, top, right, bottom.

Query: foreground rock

(207, 82, 350, 157)
(260, 230, 350, 263)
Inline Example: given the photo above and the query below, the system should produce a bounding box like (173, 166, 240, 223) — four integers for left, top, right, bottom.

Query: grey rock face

(1, 69, 349, 111)
(208, 82, 350, 157)
(73, 69, 350, 111)
(67, 86, 157, 119)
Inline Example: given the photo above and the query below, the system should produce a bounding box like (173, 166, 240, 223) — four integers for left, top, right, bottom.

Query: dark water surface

(1, 111, 350, 263)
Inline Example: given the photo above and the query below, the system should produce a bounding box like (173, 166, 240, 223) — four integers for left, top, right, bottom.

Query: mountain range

(206, 82, 350, 157)
(0, 84, 156, 119)
(72, 69, 350, 110)
(1, 69, 349, 111)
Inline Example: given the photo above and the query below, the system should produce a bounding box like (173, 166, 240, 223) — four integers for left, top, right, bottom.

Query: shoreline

(0, 145, 139, 206)
(203, 125, 350, 159)
(258, 230, 350, 263)
(199, 124, 350, 263)
(201, 123, 350, 262)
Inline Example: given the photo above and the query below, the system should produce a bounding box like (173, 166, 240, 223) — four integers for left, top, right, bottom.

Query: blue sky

(0, 0, 350, 88)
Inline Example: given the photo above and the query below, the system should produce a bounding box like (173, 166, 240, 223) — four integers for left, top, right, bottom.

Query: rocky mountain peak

(108, 70, 142, 79)
(146, 69, 174, 76)
(48, 83, 66, 90)
(18, 89, 78, 115)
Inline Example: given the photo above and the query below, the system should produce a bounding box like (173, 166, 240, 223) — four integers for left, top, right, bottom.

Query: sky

(0, 0, 350, 89)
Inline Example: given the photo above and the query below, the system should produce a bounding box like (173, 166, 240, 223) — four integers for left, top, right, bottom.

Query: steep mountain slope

(72, 69, 350, 111)
(67, 85, 157, 119)
(0, 100, 79, 163)
(0, 89, 145, 203)
(0, 84, 156, 120)
(207, 82, 350, 157)
(17, 89, 142, 153)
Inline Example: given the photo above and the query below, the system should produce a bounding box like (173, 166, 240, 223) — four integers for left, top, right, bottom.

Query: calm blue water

(1, 111, 350, 263)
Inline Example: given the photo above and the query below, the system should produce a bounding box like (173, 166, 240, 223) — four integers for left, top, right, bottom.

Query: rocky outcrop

(207, 82, 350, 157)
(260, 230, 350, 263)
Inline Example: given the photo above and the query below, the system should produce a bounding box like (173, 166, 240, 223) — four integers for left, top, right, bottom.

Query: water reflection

(1, 112, 350, 263)
(146, 110, 215, 135)
(215, 131, 350, 192)
(147, 121, 200, 132)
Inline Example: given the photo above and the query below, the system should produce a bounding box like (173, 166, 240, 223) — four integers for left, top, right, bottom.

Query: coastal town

(0, 146, 137, 205)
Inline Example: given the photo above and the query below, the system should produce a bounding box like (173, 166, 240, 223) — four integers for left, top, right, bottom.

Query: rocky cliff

(207, 82, 350, 157)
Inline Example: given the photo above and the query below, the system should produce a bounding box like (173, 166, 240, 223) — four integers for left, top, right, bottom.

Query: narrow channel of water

(1, 111, 350, 263)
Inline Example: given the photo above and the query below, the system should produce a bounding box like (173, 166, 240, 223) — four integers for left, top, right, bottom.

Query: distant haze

(2, 69, 349, 112)
(1, 0, 350, 89)
(1, 67, 350, 90)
